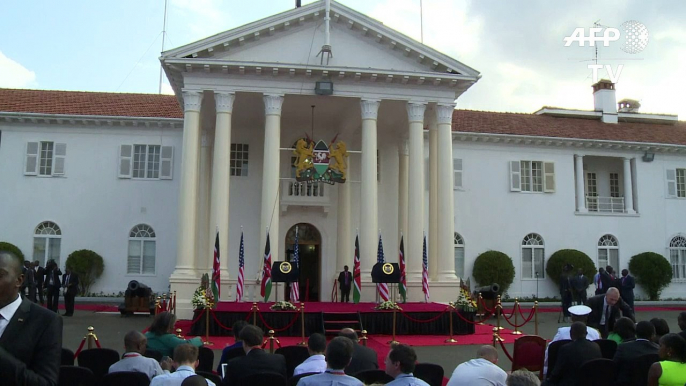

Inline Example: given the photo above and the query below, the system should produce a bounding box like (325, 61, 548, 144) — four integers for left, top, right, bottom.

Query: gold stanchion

(266, 330, 280, 353)
(86, 326, 98, 349)
(476, 293, 485, 325)
(496, 295, 504, 331)
(176, 328, 183, 338)
(511, 298, 522, 335)
(387, 306, 400, 345)
(172, 291, 177, 315)
(534, 301, 539, 336)
(492, 327, 498, 347)
(360, 330, 368, 346)
(252, 302, 258, 326)
(297, 303, 307, 346)
(445, 303, 458, 343)
(203, 304, 213, 345)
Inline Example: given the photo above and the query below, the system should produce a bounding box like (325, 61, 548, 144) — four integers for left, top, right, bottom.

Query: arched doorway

(285, 223, 321, 302)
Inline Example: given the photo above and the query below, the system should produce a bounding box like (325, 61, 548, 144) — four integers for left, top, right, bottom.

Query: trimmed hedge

(628, 252, 672, 300)
(472, 250, 515, 295)
(0, 241, 25, 262)
(546, 249, 596, 286)
(66, 249, 105, 296)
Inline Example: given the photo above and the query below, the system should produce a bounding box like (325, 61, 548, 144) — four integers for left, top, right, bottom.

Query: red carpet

(211, 301, 451, 313)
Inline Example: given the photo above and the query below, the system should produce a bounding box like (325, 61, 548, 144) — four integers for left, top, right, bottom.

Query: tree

(65, 249, 104, 296)
(0, 241, 25, 262)
(546, 249, 596, 286)
(472, 251, 515, 295)
(628, 252, 672, 300)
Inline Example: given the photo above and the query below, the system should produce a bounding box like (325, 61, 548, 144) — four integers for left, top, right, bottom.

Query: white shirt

(446, 358, 507, 386)
(0, 295, 22, 338)
(543, 325, 601, 374)
(109, 353, 166, 380)
(293, 354, 327, 376)
(386, 373, 431, 386)
(149, 365, 215, 386)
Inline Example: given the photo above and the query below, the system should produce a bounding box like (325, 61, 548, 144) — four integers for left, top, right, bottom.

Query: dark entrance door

(285, 224, 321, 302)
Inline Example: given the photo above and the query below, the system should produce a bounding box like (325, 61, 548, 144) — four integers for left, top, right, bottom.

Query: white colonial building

(1, 1, 684, 318)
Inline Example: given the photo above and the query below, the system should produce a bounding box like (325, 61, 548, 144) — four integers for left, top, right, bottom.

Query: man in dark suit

(338, 265, 352, 303)
(571, 268, 589, 305)
(44, 260, 61, 312)
(222, 324, 286, 386)
(613, 321, 659, 386)
(619, 269, 635, 311)
(340, 328, 378, 375)
(34, 261, 45, 305)
(0, 249, 62, 386)
(545, 322, 602, 386)
(61, 268, 79, 316)
(586, 287, 635, 338)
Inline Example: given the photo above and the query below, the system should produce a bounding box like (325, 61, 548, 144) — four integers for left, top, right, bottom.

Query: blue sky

(2, 0, 684, 117)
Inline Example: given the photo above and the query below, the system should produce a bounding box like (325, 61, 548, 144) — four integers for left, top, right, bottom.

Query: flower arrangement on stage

(191, 273, 215, 309)
(270, 301, 297, 311)
(455, 288, 477, 311)
(375, 301, 401, 310)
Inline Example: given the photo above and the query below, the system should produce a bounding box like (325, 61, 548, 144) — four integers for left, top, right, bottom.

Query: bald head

(124, 330, 147, 353)
(339, 328, 358, 343)
(605, 288, 620, 306)
(477, 345, 498, 364)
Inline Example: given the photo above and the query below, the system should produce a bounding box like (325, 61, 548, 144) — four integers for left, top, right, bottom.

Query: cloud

(160, 81, 175, 95)
(0, 51, 37, 89)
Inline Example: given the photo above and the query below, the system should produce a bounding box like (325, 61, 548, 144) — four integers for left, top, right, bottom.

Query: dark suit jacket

(548, 338, 602, 386)
(45, 268, 61, 288)
(338, 271, 352, 289)
(619, 275, 635, 302)
(222, 348, 286, 386)
(679, 330, 686, 342)
(571, 275, 589, 292)
(613, 339, 659, 386)
(0, 297, 63, 386)
(599, 271, 614, 291)
(63, 272, 79, 295)
(35, 266, 45, 288)
(586, 294, 634, 334)
(344, 343, 379, 375)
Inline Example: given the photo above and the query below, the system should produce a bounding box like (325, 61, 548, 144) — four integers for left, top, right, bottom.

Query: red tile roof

(452, 110, 686, 147)
(0, 88, 183, 119)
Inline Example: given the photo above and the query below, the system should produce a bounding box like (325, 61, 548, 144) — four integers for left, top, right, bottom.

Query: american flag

(236, 232, 245, 302)
(422, 234, 430, 302)
(290, 226, 300, 302)
(377, 234, 390, 302)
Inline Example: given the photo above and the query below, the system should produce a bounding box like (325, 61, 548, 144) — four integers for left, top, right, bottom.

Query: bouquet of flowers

(375, 301, 401, 310)
(455, 288, 477, 311)
(270, 301, 297, 311)
(191, 287, 209, 309)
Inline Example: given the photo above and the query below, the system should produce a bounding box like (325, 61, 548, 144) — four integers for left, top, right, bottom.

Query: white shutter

(453, 158, 463, 189)
(119, 145, 133, 178)
(160, 146, 174, 180)
(24, 142, 39, 175)
(509, 161, 521, 191)
(52, 143, 67, 176)
(543, 161, 555, 192)
(666, 169, 677, 198)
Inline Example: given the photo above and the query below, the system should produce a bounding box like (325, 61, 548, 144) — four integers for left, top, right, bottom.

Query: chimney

(592, 79, 618, 123)
(618, 98, 641, 113)
(296, 0, 301, 7)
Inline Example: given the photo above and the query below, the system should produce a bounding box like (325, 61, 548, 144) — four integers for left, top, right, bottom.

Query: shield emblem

(313, 140, 330, 176)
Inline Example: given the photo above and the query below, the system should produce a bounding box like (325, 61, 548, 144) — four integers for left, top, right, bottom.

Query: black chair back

(414, 363, 444, 386)
(237, 372, 287, 386)
(62, 347, 75, 366)
(628, 353, 660, 386)
(353, 369, 394, 384)
(546, 339, 571, 379)
(59, 365, 96, 386)
(593, 339, 618, 359)
(275, 346, 310, 378)
(578, 358, 617, 386)
(77, 348, 121, 382)
(197, 370, 222, 385)
(196, 346, 215, 373)
(143, 349, 163, 362)
(103, 371, 151, 386)
(289, 372, 319, 386)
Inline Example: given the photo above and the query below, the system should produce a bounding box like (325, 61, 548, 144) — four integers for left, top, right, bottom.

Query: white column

(398, 140, 409, 245)
(336, 181, 351, 275)
(360, 99, 380, 275)
(173, 90, 204, 277)
(210, 92, 235, 291)
(197, 130, 211, 271)
(435, 104, 457, 281)
(428, 115, 439, 280)
(623, 158, 635, 214)
(575, 155, 587, 213)
(407, 102, 426, 280)
(260, 94, 284, 265)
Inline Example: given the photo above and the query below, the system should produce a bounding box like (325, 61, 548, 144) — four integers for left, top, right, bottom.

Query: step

(323, 320, 359, 324)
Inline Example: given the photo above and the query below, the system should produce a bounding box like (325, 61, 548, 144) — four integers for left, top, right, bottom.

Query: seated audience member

(586, 287, 634, 338)
(150, 344, 215, 386)
(650, 318, 670, 344)
(294, 333, 327, 376)
(545, 322, 602, 386)
(544, 305, 599, 374)
(608, 316, 636, 344)
(613, 321, 659, 386)
(216, 320, 247, 373)
(384, 343, 430, 386)
(145, 312, 203, 358)
(182, 375, 210, 386)
(507, 370, 541, 386)
(678, 312, 686, 341)
(647, 333, 686, 386)
(109, 330, 170, 379)
(222, 325, 287, 386)
(339, 327, 379, 375)
(296, 337, 362, 386)
(447, 345, 507, 386)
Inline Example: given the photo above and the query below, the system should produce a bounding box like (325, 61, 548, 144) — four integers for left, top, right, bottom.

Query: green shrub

(546, 249, 596, 286)
(0, 241, 25, 262)
(472, 251, 515, 295)
(66, 249, 105, 296)
(628, 252, 672, 300)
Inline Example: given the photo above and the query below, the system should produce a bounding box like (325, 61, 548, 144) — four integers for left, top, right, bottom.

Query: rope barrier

(256, 309, 301, 332)
(94, 338, 101, 348)
(210, 311, 234, 331)
(397, 307, 450, 323)
(73, 338, 87, 359)
(517, 303, 537, 321)
(497, 336, 514, 362)
(452, 308, 490, 326)
(188, 308, 206, 327)
(500, 304, 535, 328)
(479, 297, 496, 313)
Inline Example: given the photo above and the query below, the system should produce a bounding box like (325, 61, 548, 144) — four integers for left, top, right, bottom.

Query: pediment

(162, 1, 479, 78)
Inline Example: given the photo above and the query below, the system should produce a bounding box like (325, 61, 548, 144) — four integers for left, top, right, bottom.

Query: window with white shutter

(453, 158, 463, 189)
(120, 144, 172, 180)
(676, 169, 686, 198)
(509, 161, 521, 191)
(119, 145, 133, 178)
(160, 146, 174, 179)
(543, 162, 555, 192)
(24, 142, 39, 175)
(666, 169, 678, 198)
(511, 160, 555, 193)
(24, 141, 67, 177)
(53, 143, 67, 176)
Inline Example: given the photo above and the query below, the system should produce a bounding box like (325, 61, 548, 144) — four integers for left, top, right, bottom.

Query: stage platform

(190, 302, 475, 337)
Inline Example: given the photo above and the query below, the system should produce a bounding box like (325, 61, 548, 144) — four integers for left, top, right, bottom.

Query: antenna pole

(311, 105, 315, 139)
(158, 0, 169, 94)
(420, 0, 424, 43)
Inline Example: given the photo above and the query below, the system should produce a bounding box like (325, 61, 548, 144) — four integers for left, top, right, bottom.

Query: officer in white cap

(543, 305, 600, 375)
